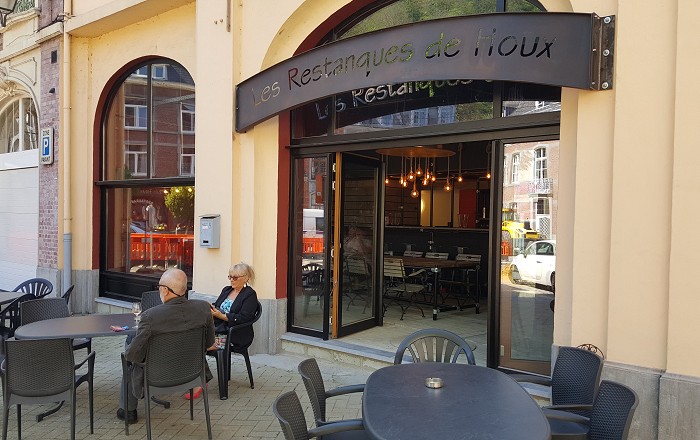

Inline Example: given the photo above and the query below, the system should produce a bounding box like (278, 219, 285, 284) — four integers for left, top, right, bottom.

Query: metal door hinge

(500, 345, 505, 356)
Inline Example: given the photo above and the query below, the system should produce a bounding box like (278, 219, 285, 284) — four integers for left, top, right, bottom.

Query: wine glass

(132, 302, 142, 326)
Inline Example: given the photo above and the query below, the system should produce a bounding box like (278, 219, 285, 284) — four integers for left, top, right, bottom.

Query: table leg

(36, 402, 63, 422)
(432, 267, 439, 320)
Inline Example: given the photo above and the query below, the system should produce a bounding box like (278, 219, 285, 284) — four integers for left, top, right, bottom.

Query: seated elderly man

(117, 268, 215, 423)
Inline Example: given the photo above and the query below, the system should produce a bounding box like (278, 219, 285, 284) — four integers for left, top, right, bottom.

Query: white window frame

(180, 153, 195, 176)
(152, 64, 168, 80)
(180, 108, 195, 134)
(511, 153, 520, 184)
(132, 67, 148, 78)
(124, 144, 148, 176)
(125, 104, 147, 130)
(534, 146, 547, 180)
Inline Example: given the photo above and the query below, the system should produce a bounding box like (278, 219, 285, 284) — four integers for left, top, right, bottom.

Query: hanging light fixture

(431, 159, 437, 182)
(384, 155, 390, 185)
(444, 156, 452, 191)
(457, 143, 463, 183)
(410, 181, 419, 198)
(415, 156, 423, 176)
(486, 144, 492, 179)
(399, 155, 405, 186)
(408, 157, 415, 181)
(402, 156, 408, 187)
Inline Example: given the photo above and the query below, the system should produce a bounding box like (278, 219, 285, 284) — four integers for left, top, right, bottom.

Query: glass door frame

(335, 152, 384, 338)
(287, 152, 333, 339)
(490, 136, 558, 375)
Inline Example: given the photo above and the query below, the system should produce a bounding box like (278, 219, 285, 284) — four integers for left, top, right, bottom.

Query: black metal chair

(394, 328, 476, 365)
(383, 258, 425, 320)
(1, 338, 95, 440)
(140, 290, 162, 311)
(273, 391, 365, 440)
(543, 380, 639, 440)
(206, 300, 262, 399)
(0, 294, 36, 340)
(297, 358, 367, 437)
(512, 346, 603, 417)
(123, 327, 212, 439)
(12, 278, 53, 299)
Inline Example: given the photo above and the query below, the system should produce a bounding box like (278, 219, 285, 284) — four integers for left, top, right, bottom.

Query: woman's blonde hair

(229, 262, 255, 285)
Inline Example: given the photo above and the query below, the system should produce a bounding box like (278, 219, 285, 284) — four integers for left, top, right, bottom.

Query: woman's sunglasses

(228, 275, 243, 281)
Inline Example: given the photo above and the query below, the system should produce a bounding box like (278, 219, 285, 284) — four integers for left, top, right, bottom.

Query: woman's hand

(211, 307, 226, 321)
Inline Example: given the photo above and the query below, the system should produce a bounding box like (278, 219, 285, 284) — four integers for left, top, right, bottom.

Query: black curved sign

(236, 12, 613, 132)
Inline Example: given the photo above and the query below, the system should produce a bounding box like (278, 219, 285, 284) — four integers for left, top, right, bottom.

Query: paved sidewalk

(1, 336, 372, 440)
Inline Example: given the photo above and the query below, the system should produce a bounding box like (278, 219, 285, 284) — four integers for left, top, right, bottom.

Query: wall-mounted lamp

(49, 87, 56, 94)
(0, 0, 18, 27)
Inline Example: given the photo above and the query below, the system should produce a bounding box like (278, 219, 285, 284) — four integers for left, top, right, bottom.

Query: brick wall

(38, 38, 61, 268)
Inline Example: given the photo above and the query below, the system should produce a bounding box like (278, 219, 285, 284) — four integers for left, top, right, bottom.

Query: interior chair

(511, 346, 603, 417)
(123, 327, 212, 439)
(140, 290, 162, 311)
(0, 294, 36, 340)
(1, 338, 95, 440)
(206, 300, 262, 400)
(543, 380, 639, 440)
(443, 254, 481, 314)
(301, 264, 324, 316)
(394, 328, 475, 365)
(12, 278, 53, 299)
(273, 391, 365, 440)
(297, 358, 367, 438)
(343, 257, 370, 313)
(382, 258, 425, 320)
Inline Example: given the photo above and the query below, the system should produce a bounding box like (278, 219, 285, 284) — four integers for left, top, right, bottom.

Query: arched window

(291, 0, 558, 138)
(100, 59, 196, 299)
(0, 97, 38, 154)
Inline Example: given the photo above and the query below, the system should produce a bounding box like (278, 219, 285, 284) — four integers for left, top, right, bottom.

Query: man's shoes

(116, 408, 138, 424)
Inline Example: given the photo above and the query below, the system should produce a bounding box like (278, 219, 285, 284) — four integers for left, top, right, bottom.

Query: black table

(363, 363, 551, 440)
(0, 290, 25, 306)
(14, 313, 138, 339)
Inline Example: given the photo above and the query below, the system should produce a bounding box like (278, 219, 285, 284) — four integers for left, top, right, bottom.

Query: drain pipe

(62, 0, 72, 297)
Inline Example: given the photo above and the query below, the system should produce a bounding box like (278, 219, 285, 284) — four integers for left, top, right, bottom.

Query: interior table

(363, 363, 551, 440)
(398, 256, 479, 320)
(14, 313, 138, 339)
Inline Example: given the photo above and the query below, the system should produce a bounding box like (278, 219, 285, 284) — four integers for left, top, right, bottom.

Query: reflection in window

(0, 97, 38, 154)
(104, 186, 195, 277)
(511, 154, 520, 183)
(104, 61, 196, 180)
(534, 147, 547, 179)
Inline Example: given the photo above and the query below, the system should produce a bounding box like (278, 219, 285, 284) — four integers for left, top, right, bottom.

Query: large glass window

(534, 147, 547, 179)
(0, 97, 38, 154)
(101, 60, 195, 289)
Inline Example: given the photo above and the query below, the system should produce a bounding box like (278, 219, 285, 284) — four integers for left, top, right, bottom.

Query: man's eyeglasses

(157, 284, 177, 295)
(228, 275, 243, 281)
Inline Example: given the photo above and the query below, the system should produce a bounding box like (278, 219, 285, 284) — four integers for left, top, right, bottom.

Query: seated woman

(185, 262, 258, 399)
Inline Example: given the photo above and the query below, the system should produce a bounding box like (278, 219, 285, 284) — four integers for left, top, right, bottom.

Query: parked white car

(510, 240, 555, 292)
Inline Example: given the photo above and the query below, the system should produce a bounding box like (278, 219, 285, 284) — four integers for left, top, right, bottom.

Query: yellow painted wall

(68, 4, 196, 271)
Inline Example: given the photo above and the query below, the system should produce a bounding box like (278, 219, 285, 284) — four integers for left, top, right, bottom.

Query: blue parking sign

(40, 127, 53, 164)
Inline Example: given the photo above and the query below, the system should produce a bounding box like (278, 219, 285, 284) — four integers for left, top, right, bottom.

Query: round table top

(14, 313, 138, 339)
(362, 363, 551, 440)
(0, 290, 26, 305)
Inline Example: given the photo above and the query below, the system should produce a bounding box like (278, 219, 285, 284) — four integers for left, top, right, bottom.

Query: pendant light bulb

(457, 175, 463, 183)
(402, 180, 408, 188)
(411, 182, 419, 198)
(385, 177, 390, 185)
(422, 177, 429, 186)
(444, 178, 452, 192)
(486, 171, 491, 179)
(408, 157, 415, 181)
(431, 174, 436, 182)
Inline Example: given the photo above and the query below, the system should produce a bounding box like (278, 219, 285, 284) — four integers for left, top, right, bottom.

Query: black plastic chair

(20, 298, 92, 355)
(1, 338, 95, 440)
(123, 327, 212, 439)
(141, 290, 162, 311)
(543, 380, 639, 440)
(273, 391, 365, 440)
(206, 300, 262, 399)
(394, 328, 476, 365)
(0, 294, 36, 340)
(61, 285, 75, 305)
(512, 346, 603, 417)
(297, 358, 367, 436)
(12, 278, 53, 299)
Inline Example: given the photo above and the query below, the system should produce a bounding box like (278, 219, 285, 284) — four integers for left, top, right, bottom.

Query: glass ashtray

(425, 377, 444, 388)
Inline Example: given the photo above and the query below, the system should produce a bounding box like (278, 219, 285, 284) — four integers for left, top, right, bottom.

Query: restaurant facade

(0, 0, 698, 438)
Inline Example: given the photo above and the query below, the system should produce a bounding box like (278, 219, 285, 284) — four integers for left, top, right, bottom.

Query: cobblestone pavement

(1, 336, 372, 440)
